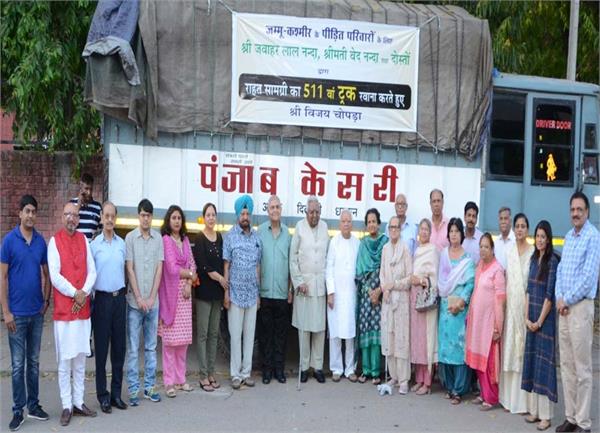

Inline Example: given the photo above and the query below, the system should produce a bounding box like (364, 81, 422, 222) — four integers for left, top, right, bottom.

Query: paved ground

(1, 316, 598, 433)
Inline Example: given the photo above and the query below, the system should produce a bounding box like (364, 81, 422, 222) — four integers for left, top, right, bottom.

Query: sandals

(410, 383, 423, 392)
(175, 383, 194, 392)
(166, 387, 176, 398)
(537, 420, 551, 431)
(480, 402, 494, 411)
(199, 380, 214, 392)
(358, 375, 367, 384)
(208, 377, 221, 389)
(416, 386, 431, 395)
(450, 394, 461, 405)
(372, 377, 381, 385)
(525, 414, 540, 423)
(470, 396, 484, 405)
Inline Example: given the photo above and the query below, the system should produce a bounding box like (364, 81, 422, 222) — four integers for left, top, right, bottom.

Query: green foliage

(0, 1, 101, 172)
(444, 0, 599, 84)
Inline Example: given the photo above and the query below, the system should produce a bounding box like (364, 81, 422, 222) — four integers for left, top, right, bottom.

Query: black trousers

(258, 298, 289, 373)
(92, 288, 126, 403)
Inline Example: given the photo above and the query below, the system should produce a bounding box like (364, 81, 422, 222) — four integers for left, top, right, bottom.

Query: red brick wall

(0, 150, 106, 241)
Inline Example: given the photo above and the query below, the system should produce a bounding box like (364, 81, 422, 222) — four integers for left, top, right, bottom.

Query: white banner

(109, 143, 480, 226)
(231, 13, 419, 132)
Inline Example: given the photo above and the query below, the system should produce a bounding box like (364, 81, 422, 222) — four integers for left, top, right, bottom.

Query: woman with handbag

(437, 218, 475, 405)
(409, 218, 440, 395)
(379, 215, 413, 394)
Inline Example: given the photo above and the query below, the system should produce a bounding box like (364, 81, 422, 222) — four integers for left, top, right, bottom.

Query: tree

(0, 1, 100, 170)
(449, 0, 599, 84)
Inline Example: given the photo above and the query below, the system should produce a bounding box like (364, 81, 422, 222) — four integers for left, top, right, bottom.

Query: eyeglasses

(63, 212, 79, 219)
(388, 225, 401, 230)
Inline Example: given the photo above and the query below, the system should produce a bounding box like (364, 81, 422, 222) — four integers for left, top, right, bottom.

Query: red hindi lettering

(259, 167, 279, 195)
(336, 172, 364, 201)
(221, 164, 254, 193)
(198, 154, 218, 192)
(373, 165, 397, 202)
(301, 162, 326, 196)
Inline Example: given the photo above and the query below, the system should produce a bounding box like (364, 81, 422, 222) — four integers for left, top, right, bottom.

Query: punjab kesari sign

(231, 13, 419, 132)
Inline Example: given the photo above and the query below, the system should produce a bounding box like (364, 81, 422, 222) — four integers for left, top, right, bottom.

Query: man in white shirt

(48, 203, 97, 426)
(326, 210, 360, 382)
(494, 206, 515, 269)
(462, 201, 483, 264)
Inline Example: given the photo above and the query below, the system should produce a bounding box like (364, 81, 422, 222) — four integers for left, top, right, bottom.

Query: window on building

(488, 92, 525, 180)
(532, 101, 574, 186)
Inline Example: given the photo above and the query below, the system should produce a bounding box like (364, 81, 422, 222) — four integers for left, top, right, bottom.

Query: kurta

(326, 233, 360, 339)
(356, 233, 388, 349)
(437, 250, 475, 365)
(465, 259, 506, 381)
(430, 216, 449, 251)
(410, 243, 439, 369)
(158, 236, 196, 346)
(521, 254, 559, 403)
(290, 218, 329, 333)
(48, 234, 97, 361)
(380, 240, 412, 359)
(500, 243, 534, 413)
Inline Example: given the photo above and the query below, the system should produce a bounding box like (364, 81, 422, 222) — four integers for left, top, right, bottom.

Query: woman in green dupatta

(356, 208, 388, 384)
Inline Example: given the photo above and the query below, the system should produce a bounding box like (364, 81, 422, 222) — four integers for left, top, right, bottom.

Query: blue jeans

(126, 305, 158, 395)
(8, 314, 43, 415)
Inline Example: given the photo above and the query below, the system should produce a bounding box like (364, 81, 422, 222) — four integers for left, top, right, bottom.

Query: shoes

(332, 373, 341, 382)
(59, 409, 72, 427)
(110, 398, 128, 410)
(100, 401, 112, 414)
(9, 413, 24, 431)
(573, 428, 591, 433)
(555, 420, 577, 432)
(129, 393, 139, 407)
(27, 406, 49, 421)
(243, 378, 255, 387)
(314, 370, 326, 383)
(347, 373, 358, 383)
(274, 371, 286, 383)
(262, 371, 272, 384)
(300, 370, 309, 383)
(232, 378, 242, 390)
(398, 383, 409, 395)
(73, 403, 97, 417)
(144, 387, 161, 402)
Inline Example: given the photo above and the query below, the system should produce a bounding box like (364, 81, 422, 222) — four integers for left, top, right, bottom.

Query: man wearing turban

(223, 195, 262, 390)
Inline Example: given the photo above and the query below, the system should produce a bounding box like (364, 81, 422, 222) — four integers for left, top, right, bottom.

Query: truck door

(522, 94, 580, 236)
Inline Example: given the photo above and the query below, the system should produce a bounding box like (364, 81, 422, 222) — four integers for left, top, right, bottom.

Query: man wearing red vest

(48, 202, 97, 426)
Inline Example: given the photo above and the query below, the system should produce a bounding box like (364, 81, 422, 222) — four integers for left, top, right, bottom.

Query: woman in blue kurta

(437, 218, 475, 405)
(356, 208, 388, 385)
(521, 220, 559, 431)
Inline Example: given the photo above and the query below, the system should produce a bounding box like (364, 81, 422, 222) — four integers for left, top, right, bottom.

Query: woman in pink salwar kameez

(465, 233, 506, 411)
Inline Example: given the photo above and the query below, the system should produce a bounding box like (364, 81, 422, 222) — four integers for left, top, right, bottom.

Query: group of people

(1, 173, 599, 433)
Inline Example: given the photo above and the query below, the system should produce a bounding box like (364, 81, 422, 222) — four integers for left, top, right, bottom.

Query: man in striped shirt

(70, 173, 101, 242)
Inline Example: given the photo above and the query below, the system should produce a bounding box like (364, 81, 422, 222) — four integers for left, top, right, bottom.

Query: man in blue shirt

(554, 192, 600, 433)
(91, 202, 128, 414)
(224, 195, 262, 390)
(0, 195, 51, 431)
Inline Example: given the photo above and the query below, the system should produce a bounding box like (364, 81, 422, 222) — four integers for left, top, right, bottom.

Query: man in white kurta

(48, 203, 97, 426)
(290, 197, 329, 383)
(326, 210, 360, 382)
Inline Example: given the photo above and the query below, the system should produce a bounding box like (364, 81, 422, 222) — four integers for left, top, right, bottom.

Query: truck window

(532, 101, 574, 185)
(488, 92, 525, 180)
(584, 123, 598, 184)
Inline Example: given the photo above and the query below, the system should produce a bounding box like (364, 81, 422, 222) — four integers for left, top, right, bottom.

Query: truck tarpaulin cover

(84, 0, 492, 159)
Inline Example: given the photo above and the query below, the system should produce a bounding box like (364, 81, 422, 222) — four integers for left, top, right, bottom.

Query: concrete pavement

(1, 315, 598, 432)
